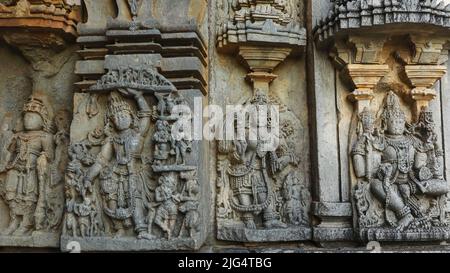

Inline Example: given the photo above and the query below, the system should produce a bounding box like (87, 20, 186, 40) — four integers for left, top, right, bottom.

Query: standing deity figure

(0, 95, 54, 235)
(222, 90, 291, 229)
(281, 172, 310, 226)
(83, 89, 154, 240)
(152, 120, 172, 166)
(352, 91, 450, 231)
(177, 170, 200, 238)
(154, 173, 178, 239)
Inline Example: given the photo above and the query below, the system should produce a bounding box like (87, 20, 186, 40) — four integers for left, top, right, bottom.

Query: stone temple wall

(1, 0, 450, 252)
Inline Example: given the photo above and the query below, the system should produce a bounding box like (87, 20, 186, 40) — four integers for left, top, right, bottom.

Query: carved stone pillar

(346, 64, 389, 113)
(405, 65, 446, 120)
(239, 46, 292, 94)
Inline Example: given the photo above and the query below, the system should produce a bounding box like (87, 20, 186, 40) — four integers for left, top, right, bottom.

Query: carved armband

(351, 139, 366, 156)
(137, 110, 152, 118)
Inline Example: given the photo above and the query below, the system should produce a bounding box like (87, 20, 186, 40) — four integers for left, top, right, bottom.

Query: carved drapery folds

(216, 0, 311, 242)
(315, 0, 450, 242)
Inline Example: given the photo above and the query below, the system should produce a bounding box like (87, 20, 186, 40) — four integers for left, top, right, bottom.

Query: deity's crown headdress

(251, 89, 269, 105)
(359, 107, 374, 129)
(418, 106, 434, 124)
(23, 95, 53, 133)
(108, 91, 133, 117)
(23, 96, 49, 119)
(381, 91, 405, 123)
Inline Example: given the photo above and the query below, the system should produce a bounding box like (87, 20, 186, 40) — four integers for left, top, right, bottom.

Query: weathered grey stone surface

(3, 0, 450, 252)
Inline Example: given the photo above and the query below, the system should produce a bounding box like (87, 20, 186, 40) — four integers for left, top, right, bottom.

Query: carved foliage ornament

(89, 66, 177, 93)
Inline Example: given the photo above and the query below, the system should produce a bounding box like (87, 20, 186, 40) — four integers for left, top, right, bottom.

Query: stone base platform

(60, 236, 203, 252)
(217, 226, 312, 242)
(0, 232, 59, 248)
(360, 227, 450, 242)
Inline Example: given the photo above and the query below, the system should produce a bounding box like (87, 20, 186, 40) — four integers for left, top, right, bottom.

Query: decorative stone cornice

(315, 0, 450, 44)
(216, 0, 306, 94)
(0, 0, 80, 39)
(217, 0, 306, 51)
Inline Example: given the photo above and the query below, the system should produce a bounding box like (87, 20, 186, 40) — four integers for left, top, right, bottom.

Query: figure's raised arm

(126, 88, 151, 135)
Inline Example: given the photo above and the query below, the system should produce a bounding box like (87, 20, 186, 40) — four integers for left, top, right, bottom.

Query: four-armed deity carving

(352, 91, 450, 239)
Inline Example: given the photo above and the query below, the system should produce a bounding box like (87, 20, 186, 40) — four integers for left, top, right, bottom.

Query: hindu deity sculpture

(0, 94, 55, 235)
(352, 91, 450, 232)
(177, 170, 200, 238)
(219, 90, 299, 230)
(82, 88, 154, 240)
(154, 173, 178, 239)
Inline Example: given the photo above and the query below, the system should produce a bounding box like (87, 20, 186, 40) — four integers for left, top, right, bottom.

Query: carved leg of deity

(154, 208, 171, 238)
(259, 192, 286, 229)
(146, 207, 156, 235)
(370, 179, 414, 231)
(168, 216, 176, 240)
(189, 227, 195, 239)
(80, 223, 88, 238)
(2, 211, 20, 235)
(237, 194, 256, 229)
(14, 210, 34, 236)
(175, 148, 181, 165)
(108, 199, 126, 237)
(418, 179, 450, 197)
(134, 198, 153, 240)
(34, 207, 45, 231)
(70, 216, 78, 237)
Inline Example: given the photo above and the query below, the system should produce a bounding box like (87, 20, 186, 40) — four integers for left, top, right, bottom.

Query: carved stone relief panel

(213, 0, 311, 243)
(344, 39, 450, 242)
(216, 90, 311, 242)
(61, 55, 206, 251)
(0, 0, 79, 248)
(313, 0, 450, 243)
(352, 91, 450, 241)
